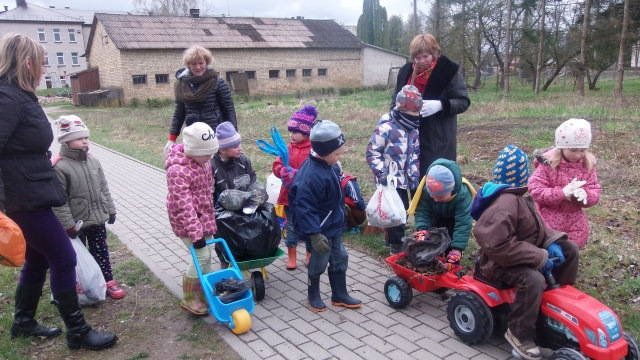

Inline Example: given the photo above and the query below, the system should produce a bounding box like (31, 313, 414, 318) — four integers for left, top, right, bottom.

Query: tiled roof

(94, 13, 363, 50)
(0, 4, 127, 24)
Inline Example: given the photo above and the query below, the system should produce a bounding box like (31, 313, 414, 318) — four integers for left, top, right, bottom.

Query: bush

(130, 98, 140, 108)
(144, 98, 173, 109)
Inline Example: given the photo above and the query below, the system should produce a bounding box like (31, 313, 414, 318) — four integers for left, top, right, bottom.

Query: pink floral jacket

(528, 147, 601, 247)
(165, 143, 216, 242)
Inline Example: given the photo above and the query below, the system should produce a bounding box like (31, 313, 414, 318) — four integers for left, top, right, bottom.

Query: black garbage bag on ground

(214, 277, 250, 304)
(401, 227, 451, 267)
(218, 189, 252, 211)
(215, 202, 282, 262)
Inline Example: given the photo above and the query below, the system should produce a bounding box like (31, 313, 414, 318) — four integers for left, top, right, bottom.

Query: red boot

(286, 247, 297, 270)
(305, 251, 311, 268)
(106, 281, 125, 299)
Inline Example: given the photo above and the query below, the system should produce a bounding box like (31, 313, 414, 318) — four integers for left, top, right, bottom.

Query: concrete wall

(362, 45, 407, 87)
(0, 20, 87, 89)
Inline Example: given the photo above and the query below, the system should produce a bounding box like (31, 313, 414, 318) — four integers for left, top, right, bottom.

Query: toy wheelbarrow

(221, 248, 286, 302)
(191, 238, 254, 335)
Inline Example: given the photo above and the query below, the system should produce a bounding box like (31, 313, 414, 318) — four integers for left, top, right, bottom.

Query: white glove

(164, 140, 175, 156)
(573, 188, 587, 205)
(562, 178, 586, 200)
(420, 100, 443, 117)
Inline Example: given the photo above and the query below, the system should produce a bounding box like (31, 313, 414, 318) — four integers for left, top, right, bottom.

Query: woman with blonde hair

(391, 34, 470, 179)
(165, 45, 237, 154)
(0, 33, 117, 350)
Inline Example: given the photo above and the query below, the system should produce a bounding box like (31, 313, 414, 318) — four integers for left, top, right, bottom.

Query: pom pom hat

(288, 105, 318, 136)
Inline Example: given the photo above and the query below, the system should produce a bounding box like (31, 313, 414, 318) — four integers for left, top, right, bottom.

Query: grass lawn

(45, 76, 640, 339)
(0, 231, 241, 360)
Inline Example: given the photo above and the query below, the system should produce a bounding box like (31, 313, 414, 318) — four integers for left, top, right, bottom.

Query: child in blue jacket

(289, 120, 362, 312)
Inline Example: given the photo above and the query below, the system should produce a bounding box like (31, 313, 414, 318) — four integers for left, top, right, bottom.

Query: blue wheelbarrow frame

(190, 238, 255, 332)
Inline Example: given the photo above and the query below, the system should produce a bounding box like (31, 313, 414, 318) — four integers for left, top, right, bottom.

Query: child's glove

(573, 188, 587, 205)
(66, 228, 79, 239)
(562, 178, 586, 200)
(445, 250, 462, 271)
(108, 214, 117, 225)
(193, 238, 207, 249)
(420, 100, 443, 117)
(547, 243, 565, 267)
(280, 167, 297, 187)
(539, 259, 554, 275)
(164, 140, 175, 156)
(309, 233, 330, 254)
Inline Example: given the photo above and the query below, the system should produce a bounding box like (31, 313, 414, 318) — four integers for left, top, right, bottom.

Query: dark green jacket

(414, 159, 473, 250)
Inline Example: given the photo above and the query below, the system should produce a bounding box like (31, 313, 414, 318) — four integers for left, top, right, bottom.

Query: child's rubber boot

(307, 276, 326, 312)
(194, 279, 210, 308)
(304, 251, 311, 267)
(180, 275, 208, 316)
(286, 247, 297, 270)
(329, 274, 362, 309)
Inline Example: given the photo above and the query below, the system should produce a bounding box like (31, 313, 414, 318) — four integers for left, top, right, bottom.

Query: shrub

(130, 97, 140, 108)
(144, 98, 173, 109)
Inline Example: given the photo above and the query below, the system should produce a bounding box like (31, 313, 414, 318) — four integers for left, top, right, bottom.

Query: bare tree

(535, 0, 547, 94)
(133, 0, 214, 16)
(504, 0, 512, 94)
(577, 0, 591, 96)
(615, 0, 630, 97)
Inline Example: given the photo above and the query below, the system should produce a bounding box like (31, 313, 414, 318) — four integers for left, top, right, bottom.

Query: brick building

(86, 13, 407, 103)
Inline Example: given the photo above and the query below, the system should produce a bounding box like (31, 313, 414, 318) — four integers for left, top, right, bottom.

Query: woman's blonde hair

(0, 33, 46, 93)
(549, 148, 594, 172)
(409, 34, 442, 62)
(182, 45, 213, 67)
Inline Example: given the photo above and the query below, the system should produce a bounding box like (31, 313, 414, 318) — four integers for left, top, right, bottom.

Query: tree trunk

(504, 0, 512, 94)
(460, 0, 466, 82)
(535, 0, 547, 95)
(414, 0, 419, 35)
(578, 0, 591, 96)
(474, 20, 482, 88)
(435, 0, 441, 41)
(615, 0, 630, 97)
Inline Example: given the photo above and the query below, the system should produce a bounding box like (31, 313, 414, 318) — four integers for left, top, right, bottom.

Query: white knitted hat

(183, 122, 219, 156)
(55, 115, 90, 144)
(555, 118, 592, 149)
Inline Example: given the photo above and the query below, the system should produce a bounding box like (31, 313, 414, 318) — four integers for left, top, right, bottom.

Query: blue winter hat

(310, 120, 345, 156)
(426, 165, 455, 196)
(492, 145, 530, 187)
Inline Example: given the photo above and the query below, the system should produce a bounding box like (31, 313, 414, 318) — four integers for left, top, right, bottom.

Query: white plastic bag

(366, 162, 407, 228)
(266, 173, 282, 205)
(70, 237, 106, 306)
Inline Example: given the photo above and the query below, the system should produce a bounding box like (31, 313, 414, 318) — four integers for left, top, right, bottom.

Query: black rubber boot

(307, 276, 326, 312)
(10, 283, 62, 339)
(51, 288, 118, 350)
(329, 274, 362, 309)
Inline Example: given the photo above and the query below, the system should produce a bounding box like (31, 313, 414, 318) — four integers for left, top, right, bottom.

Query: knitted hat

(310, 120, 345, 157)
(183, 122, 219, 156)
(55, 115, 90, 144)
(426, 165, 455, 196)
(492, 145, 530, 187)
(394, 85, 423, 113)
(288, 105, 317, 136)
(555, 118, 592, 149)
(216, 122, 241, 150)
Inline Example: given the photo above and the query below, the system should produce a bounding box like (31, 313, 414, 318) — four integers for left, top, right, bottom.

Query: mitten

(193, 238, 207, 249)
(164, 140, 175, 156)
(309, 233, 330, 254)
(280, 167, 297, 187)
(573, 188, 587, 205)
(420, 100, 443, 117)
(547, 243, 565, 267)
(66, 228, 79, 239)
(413, 229, 429, 241)
(445, 250, 462, 271)
(108, 214, 117, 225)
(539, 259, 554, 275)
(562, 178, 586, 200)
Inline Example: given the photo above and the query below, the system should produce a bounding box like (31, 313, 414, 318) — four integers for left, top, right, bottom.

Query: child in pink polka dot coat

(528, 119, 602, 248)
(165, 122, 219, 316)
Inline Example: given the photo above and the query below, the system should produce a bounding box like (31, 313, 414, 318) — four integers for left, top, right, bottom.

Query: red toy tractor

(384, 254, 639, 360)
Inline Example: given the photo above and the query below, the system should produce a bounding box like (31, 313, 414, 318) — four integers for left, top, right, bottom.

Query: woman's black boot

(10, 283, 62, 339)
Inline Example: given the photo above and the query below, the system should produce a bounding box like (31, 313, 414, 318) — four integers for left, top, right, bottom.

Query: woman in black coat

(391, 34, 471, 178)
(165, 45, 237, 154)
(0, 33, 117, 350)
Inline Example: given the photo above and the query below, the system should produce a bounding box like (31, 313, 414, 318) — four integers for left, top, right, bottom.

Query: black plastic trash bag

(219, 189, 252, 211)
(401, 227, 451, 267)
(233, 174, 251, 191)
(215, 202, 282, 262)
(242, 181, 269, 214)
(214, 277, 250, 304)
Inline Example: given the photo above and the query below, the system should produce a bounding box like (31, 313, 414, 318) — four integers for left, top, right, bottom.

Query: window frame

(37, 28, 46, 42)
(132, 74, 147, 85)
(44, 55, 50, 66)
(53, 29, 61, 43)
(318, 68, 328, 77)
(68, 29, 76, 43)
(268, 70, 280, 79)
(245, 71, 256, 80)
(56, 52, 64, 65)
(286, 69, 296, 78)
(302, 69, 311, 77)
(155, 74, 169, 84)
(225, 71, 239, 82)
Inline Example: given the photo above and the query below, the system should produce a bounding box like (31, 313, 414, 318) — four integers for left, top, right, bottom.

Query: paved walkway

(48, 135, 517, 360)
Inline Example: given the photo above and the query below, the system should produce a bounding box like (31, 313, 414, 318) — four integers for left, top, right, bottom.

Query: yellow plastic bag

(0, 212, 26, 267)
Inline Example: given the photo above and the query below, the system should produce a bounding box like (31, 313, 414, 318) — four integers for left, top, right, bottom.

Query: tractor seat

(473, 259, 512, 290)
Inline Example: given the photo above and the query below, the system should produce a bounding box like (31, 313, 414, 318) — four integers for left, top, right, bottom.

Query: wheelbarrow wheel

(230, 309, 251, 335)
(252, 271, 265, 301)
(384, 276, 412, 309)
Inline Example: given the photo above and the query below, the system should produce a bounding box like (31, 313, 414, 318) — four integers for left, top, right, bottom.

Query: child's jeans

(385, 188, 412, 245)
(307, 236, 348, 277)
(79, 224, 113, 282)
(180, 235, 213, 279)
(283, 206, 299, 248)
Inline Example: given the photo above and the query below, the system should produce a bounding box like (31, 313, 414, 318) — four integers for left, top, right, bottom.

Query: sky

(24, 0, 427, 25)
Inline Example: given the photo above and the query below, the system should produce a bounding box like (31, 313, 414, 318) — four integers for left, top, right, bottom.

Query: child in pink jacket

(165, 122, 219, 315)
(528, 118, 602, 248)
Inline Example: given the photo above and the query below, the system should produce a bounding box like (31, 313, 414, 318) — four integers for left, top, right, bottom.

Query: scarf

(174, 68, 219, 104)
(407, 59, 438, 96)
(391, 110, 420, 132)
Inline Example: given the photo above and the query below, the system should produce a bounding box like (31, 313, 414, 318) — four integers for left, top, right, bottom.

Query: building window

(37, 28, 46, 42)
(155, 74, 169, 84)
(318, 68, 327, 76)
(286, 69, 296, 78)
(56, 52, 64, 65)
(269, 70, 279, 79)
(68, 29, 76, 42)
(53, 29, 61, 42)
(132, 75, 147, 85)
(226, 71, 239, 82)
(245, 71, 256, 80)
(70, 53, 79, 65)
(302, 69, 311, 77)
(45, 55, 49, 66)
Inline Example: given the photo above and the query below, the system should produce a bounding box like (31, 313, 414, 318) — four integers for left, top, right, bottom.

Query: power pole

(414, 0, 418, 35)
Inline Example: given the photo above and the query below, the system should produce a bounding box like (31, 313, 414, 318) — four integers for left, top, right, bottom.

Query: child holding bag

(528, 118, 602, 248)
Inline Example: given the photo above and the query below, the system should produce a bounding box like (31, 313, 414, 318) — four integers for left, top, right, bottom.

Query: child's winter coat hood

(165, 143, 192, 169)
(470, 182, 513, 220)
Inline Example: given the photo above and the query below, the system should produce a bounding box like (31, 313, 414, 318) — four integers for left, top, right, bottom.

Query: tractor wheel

(384, 276, 412, 309)
(548, 348, 588, 360)
(625, 332, 640, 360)
(446, 291, 493, 345)
(251, 271, 265, 302)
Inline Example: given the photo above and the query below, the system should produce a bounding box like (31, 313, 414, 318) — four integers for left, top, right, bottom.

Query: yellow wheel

(282, 228, 287, 239)
(230, 309, 251, 335)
